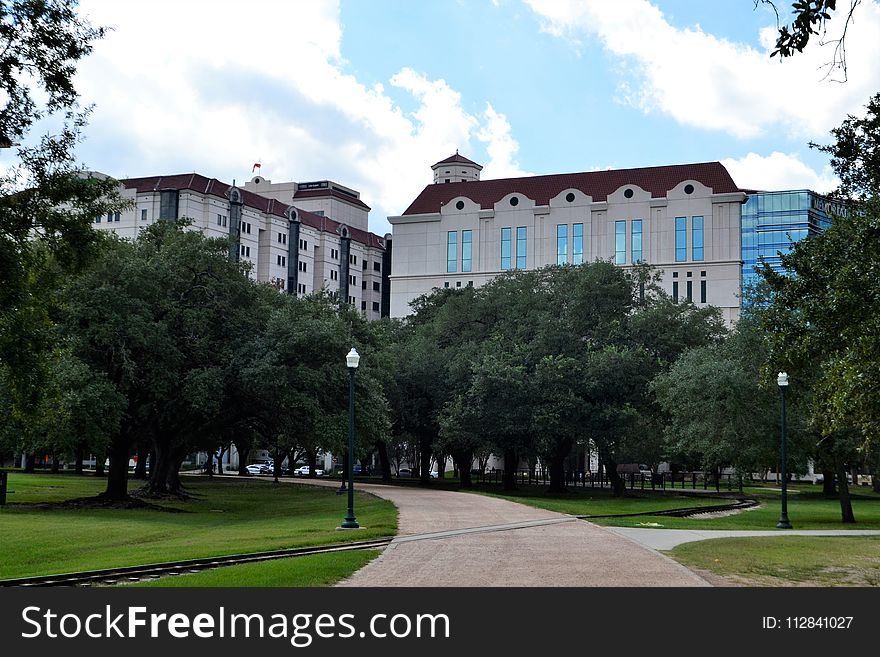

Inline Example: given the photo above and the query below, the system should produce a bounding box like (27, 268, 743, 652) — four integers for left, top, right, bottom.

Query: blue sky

(54, 0, 880, 235)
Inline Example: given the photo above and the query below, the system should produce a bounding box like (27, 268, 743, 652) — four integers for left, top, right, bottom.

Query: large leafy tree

(1, 1, 123, 426)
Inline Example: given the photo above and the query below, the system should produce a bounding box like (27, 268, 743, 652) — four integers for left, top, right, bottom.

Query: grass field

(0, 473, 397, 580)
(127, 550, 381, 587)
(479, 482, 880, 530)
(668, 536, 880, 586)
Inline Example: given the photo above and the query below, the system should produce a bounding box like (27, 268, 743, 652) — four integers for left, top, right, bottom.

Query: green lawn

(477, 486, 736, 516)
(480, 482, 880, 530)
(0, 473, 397, 580)
(127, 550, 381, 587)
(668, 536, 880, 586)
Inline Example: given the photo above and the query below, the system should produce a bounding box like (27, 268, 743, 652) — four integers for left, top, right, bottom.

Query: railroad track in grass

(576, 498, 759, 520)
(0, 538, 393, 587)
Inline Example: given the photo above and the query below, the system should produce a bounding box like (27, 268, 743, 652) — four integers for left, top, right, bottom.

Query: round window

(510, 196, 519, 206)
(684, 184, 695, 195)
(565, 192, 575, 203)
(624, 188, 634, 199)
(455, 200, 465, 210)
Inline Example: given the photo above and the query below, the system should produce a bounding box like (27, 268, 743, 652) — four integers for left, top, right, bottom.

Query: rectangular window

(686, 280, 693, 302)
(141, 209, 148, 221)
(298, 261, 307, 272)
(373, 262, 381, 272)
(362, 259, 367, 270)
(218, 214, 224, 226)
(700, 280, 706, 303)
(330, 269, 337, 280)
(95, 215, 101, 223)
(692, 216, 704, 261)
(557, 224, 568, 265)
(675, 217, 687, 262)
(114, 212, 120, 222)
(672, 281, 679, 302)
(573, 223, 584, 264)
(461, 230, 472, 273)
(615, 221, 626, 264)
(373, 281, 380, 292)
(501, 227, 511, 270)
(372, 302, 380, 312)
(362, 280, 367, 290)
(349, 275, 357, 285)
(447, 231, 457, 273)
(361, 301, 367, 311)
(516, 226, 527, 269)
(350, 254, 357, 265)
(107, 212, 113, 223)
(631, 219, 643, 263)
(159, 190, 178, 220)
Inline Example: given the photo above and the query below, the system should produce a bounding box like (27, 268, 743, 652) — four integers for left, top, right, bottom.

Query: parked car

(430, 470, 439, 479)
(293, 465, 324, 477)
(398, 468, 412, 477)
(245, 464, 265, 475)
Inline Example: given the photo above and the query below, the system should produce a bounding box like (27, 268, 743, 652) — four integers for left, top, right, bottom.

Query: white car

(245, 464, 265, 475)
(293, 466, 324, 477)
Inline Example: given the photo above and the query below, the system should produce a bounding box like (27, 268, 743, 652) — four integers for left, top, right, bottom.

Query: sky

(55, 0, 880, 236)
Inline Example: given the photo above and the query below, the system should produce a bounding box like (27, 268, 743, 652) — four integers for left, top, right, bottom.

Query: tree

(1, 1, 122, 425)
(760, 92, 880, 521)
(758, 0, 862, 79)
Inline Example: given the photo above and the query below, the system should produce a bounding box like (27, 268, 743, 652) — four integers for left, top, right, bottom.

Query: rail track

(0, 537, 393, 588)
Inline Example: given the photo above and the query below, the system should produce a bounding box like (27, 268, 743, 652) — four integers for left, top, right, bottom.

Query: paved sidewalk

(289, 480, 710, 587)
(606, 527, 880, 551)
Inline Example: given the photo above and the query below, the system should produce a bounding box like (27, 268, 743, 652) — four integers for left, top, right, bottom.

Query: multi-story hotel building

(389, 154, 747, 323)
(93, 173, 391, 319)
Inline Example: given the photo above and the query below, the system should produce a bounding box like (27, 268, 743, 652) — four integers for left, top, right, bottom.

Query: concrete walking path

(291, 479, 709, 587)
(606, 527, 880, 551)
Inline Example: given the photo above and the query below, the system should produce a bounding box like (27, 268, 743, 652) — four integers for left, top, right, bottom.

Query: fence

(475, 468, 738, 492)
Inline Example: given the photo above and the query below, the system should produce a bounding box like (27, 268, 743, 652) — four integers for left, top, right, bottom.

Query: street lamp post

(340, 348, 360, 529)
(776, 371, 792, 529)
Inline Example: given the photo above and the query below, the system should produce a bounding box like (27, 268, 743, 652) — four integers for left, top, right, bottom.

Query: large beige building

(93, 173, 391, 319)
(389, 155, 746, 323)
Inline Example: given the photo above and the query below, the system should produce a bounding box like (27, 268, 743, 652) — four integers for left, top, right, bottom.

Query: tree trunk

(145, 440, 173, 495)
(605, 456, 625, 497)
(502, 449, 517, 491)
(74, 446, 84, 475)
(419, 435, 432, 486)
(133, 439, 150, 480)
(102, 437, 130, 500)
(307, 448, 319, 478)
(273, 453, 283, 482)
(375, 440, 392, 483)
(822, 468, 837, 495)
(217, 444, 229, 475)
(836, 459, 856, 524)
(94, 455, 105, 477)
(547, 451, 567, 494)
(167, 451, 186, 495)
(454, 449, 473, 488)
(51, 453, 60, 474)
(237, 444, 251, 476)
(24, 453, 35, 473)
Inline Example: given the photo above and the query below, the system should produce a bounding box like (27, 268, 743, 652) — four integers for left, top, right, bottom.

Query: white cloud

(722, 152, 838, 193)
(72, 0, 524, 235)
(477, 103, 531, 178)
(524, 0, 880, 140)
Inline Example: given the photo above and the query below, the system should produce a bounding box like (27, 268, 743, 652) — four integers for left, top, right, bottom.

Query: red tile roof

(121, 173, 384, 249)
(404, 162, 740, 215)
(433, 152, 483, 169)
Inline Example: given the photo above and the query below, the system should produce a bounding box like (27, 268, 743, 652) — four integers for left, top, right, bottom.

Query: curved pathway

(296, 480, 708, 587)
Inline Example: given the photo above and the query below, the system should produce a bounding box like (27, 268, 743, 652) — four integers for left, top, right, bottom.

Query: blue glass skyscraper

(741, 190, 841, 291)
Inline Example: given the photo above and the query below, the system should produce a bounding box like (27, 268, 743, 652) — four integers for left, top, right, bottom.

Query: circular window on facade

(624, 188, 634, 199)
(566, 192, 575, 203)
(254, 177, 261, 184)
(684, 184, 695, 195)
(510, 196, 519, 206)
(455, 200, 465, 210)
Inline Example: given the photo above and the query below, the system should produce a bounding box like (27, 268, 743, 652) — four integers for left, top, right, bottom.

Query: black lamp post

(776, 371, 792, 529)
(340, 348, 360, 529)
